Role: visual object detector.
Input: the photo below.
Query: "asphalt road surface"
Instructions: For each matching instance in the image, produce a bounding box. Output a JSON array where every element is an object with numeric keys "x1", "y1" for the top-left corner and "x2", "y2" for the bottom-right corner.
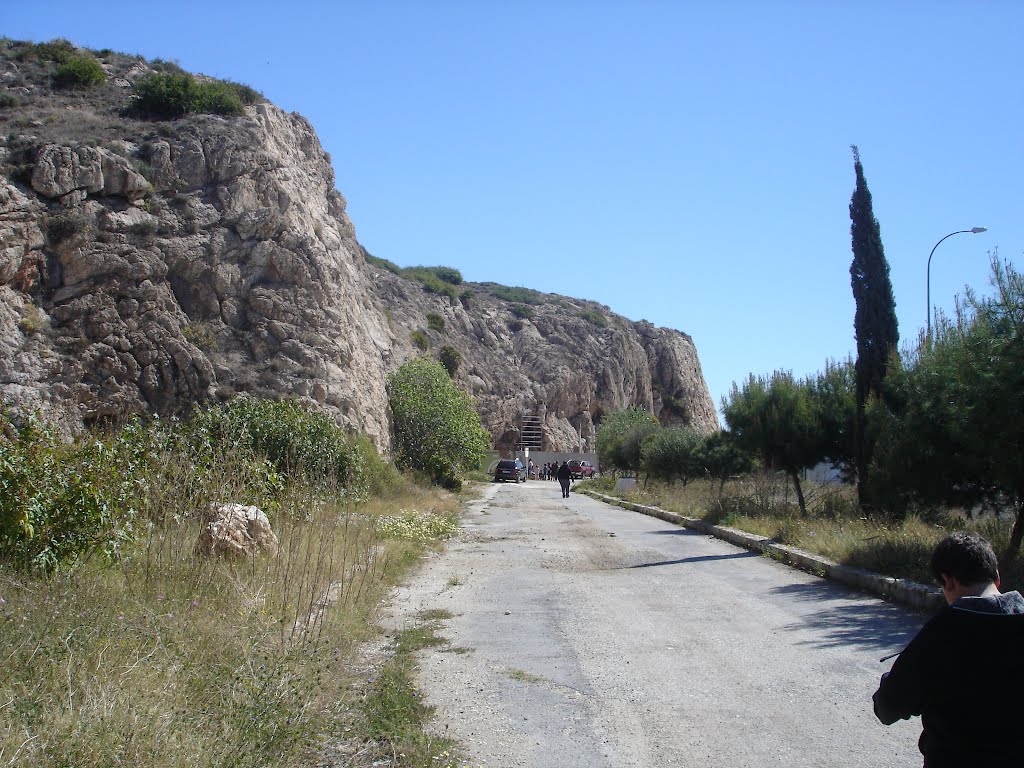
[{"x1": 386, "y1": 481, "x2": 926, "y2": 767}]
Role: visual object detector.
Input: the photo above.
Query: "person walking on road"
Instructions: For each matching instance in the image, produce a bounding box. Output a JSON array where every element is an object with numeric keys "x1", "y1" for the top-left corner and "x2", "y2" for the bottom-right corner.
[
  {"x1": 556, "y1": 461, "x2": 572, "y2": 498},
  {"x1": 873, "y1": 532, "x2": 1024, "y2": 768}
]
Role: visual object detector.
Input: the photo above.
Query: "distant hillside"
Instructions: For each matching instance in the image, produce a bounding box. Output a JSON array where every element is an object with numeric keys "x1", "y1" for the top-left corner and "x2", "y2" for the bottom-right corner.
[{"x1": 0, "y1": 38, "x2": 718, "y2": 452}]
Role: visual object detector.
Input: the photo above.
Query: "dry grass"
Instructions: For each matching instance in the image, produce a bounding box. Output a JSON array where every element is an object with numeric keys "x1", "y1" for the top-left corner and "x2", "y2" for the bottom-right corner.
[
  {"x1": 0, "y1": 478, "x2": 464, "y2": 768},
  {"x1": 586, "y1": 475, "x2": 1024, "y2": 590}
]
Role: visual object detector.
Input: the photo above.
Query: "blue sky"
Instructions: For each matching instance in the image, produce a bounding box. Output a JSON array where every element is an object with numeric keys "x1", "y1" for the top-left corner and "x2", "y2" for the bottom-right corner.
[{"x1": 6, "y1": 1, "x2": 1022, "y2": 418}]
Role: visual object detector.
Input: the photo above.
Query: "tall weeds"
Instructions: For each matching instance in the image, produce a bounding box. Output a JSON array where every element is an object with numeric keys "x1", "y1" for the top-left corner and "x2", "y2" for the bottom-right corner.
[{"x1": 0, "y1": 402, "x2": 463, "y2": 767}]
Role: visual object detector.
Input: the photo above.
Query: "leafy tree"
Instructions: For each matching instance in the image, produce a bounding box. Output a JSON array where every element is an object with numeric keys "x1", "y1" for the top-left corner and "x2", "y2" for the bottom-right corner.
[
  {"x1": 700, "y1": 430, "x2": 754, "y2": 494},
  {"x1": 723, "y1": 372, "x2": 821, "y2": 515},
  {"x1": 811, "y1": 358, "x2": 856, "y2": 472},
  {"x1": 869, "y1": 255, "x2": 1024, "y2": 561},
  {"x1": 641, "y1": 427, "x2": 705, "y2": 486},
  {"x1": 387, "y1": 357, "x2": 490, "y2": 489},
  {"x1": 595, "y1": 406, "x2": 658, "y2": 476},
  {"x1": 849, "y1": 146, "x2": 899, "y2": 510}
]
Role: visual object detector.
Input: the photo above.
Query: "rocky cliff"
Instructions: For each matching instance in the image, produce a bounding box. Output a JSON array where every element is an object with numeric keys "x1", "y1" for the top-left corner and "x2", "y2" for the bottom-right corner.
[{"x1": 0, "y1": 40, "x2": 718, "y2": 453}]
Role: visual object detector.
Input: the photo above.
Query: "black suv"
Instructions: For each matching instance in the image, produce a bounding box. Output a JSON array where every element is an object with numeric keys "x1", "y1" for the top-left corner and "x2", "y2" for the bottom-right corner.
[{"x1": 493, "y1": 459, "x2": 527, "y2": 483}]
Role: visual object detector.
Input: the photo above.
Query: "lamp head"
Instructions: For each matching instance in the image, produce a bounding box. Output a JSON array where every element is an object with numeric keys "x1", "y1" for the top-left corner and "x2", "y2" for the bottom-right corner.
[{"x1": 971, "y1": 227, "x2": 988, "y2": 234}]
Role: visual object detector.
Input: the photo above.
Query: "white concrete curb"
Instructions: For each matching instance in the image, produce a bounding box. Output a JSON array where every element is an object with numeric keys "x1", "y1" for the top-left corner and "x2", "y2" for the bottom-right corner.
[{"x1": 583, "y1": 490, "x2": 944, "y2": 613}]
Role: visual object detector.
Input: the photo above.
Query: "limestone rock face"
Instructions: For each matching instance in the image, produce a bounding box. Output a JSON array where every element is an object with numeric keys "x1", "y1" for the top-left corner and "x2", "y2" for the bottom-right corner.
[
  {"x1": 369, "y1": 273, "x2": 718, "y2": 452},
  {"x1": 0, "y1": 46, "x2": 718, "y2": 452}
]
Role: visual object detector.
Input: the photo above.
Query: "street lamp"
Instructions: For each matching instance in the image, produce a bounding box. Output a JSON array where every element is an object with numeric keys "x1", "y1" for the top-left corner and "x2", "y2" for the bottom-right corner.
[{"x1": 926, "y1": 227, "x2": 987, "y2": 337}]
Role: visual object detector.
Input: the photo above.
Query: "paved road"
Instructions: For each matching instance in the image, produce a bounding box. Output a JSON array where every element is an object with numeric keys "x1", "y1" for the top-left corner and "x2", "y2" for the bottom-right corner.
[{"x1": 387, "y1": 481, "x2": 925, "y2": 767}]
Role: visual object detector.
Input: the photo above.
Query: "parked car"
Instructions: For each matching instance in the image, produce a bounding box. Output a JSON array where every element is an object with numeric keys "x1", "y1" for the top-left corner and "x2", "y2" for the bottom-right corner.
[
  {"x1": 567, "y1": 460, "x2": 597, "y2": 479},
  {"x1": 494, "y1": 459, "x2": 527, "y2": 483}
]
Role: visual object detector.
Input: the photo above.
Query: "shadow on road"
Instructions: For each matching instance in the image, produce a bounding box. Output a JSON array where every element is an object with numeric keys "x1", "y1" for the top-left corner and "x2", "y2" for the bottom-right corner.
[
  {"x1": 770, "y1": 581, "x2": 924, "y2": 654},
  {"x1": 619, "y1": 551, "x2": 761, "y2": 569}
]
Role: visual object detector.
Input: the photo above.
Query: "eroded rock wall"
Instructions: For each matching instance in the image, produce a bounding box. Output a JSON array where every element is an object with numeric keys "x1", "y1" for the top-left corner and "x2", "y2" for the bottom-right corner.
[{"x1": 0, "y1": 46, "x2": 717, "y2": 453}]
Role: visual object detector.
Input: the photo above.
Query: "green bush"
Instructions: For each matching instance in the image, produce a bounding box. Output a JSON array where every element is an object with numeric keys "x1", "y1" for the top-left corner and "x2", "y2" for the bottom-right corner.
[
  {"x1": 0, "y1": 413, "x2": 147, "y2": 572},
  {"x1": 388, "y1": 358, "x2": 490, "y2": 488},
  {"x1": 133, "y1": 71, "x2": 195, "y2": 118},
  {"x1": 578, "y1": 309, "x2": 608, "y2": 328},
  {"x1": 0, "y1": 92, "x2": 20, "y2": 109},
  {"x1": 131, "y1": 71, "x2": 261, "y2": 119},
  {"x1": 510, "y1": 304, "x2": 534, "y2": 320},
  {"x1": 26, "y1": 39, "x2": 75, "y2": 64},
  {"x1": 485, "y1": 283, "x2": 544, "y2": 305},
  {"x1": 411, "y1": 330, "x2": 429, "y2": 351},
  {"x1": 401, "y1": 267, "x2": 461, "y2": 301},
  {"x1": 438, "y1": 346, "x2": 461, "y2": 377},
  {"x1": 53, "y1": 55, "x2": 106, "y2": 89},
  {"x1": 192, "y1": 80, "x2": 245, "y2": 116},
  {"x1": 362, "y1": 248, "x2": 401, "y2": 274},
  {"x1": 426, "y1": 313, "x2": 445, "y2": 332},
  {"x1": 187, "y1": 396, "x2": 364, "y2": 492}
]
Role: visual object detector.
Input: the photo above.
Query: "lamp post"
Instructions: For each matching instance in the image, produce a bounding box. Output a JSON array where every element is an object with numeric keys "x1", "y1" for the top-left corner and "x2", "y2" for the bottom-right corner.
[{"x1": 926, "y1": 227, "x2": 987, "y2": 337}]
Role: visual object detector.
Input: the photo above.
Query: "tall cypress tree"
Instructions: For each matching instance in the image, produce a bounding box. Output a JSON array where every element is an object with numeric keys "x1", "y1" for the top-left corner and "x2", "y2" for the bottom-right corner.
[{"x1": 849, "y1": 145, "x2": 899, "y2": 510}]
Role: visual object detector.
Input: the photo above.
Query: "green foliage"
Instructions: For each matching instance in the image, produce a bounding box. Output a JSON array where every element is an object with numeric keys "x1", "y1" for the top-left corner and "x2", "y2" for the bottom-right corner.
[
  {"x1": 422, "y1": 266, "x2": 462, "y2": 285},
  {"x1": 0, "y1": 398, "x2": 374, "y2": 571},
  {"x1": 362, "y1": 621, "x2": 461, "y2": 764},
  {"x1": 411, "y1": 330, "x2": 429, "y2": 351},
  {"x1": 641, "y1": 427, "x2": 705, "y2": 486},
  {"x1": 578, "y1": 309, "x2": 608, "y2": 328},
  {"x1": 810, "y1": 358, "x2": 856, "y2": 469},
  {"x1": 25, "y1": 39, "x2": 76, "y2": 64},
  {"x1": 401, "y1": 267, "x2": 463, "y2": 301},
  {"x1": 131, "y1": 71, "x2": 261, "y2": 118},
  {"x1": 484, "y1": 283, "x2": 544, "y2": 305},
  {"x1": 510, "y1": 303, "x2": 534, "y2": 320},
  {"x1": 595, "y1": 406, "x2": 659, "y2": 476},
  {"x1": 700, "y1": 430, "x2": 754, "y2": 489},
  {"x1": 0, "y1": 414, "x2": 142, "y2": 572},
  {"x1": 868, "y1": 254, "x2": 1024, "y2": 554},
  {"x1": 0, "y1": 92, "x2": 18, "y2": 108},
  {"x1": 426, "y1": 312, "x2": 445, "y2": 332},
  {"x1": 849, "y1": 146, "x2": 899, "y2": 508},
  {"x1": 723, "y1": 371, "x2": 824, "y2": 515},
  {"x1": 187, "y1": 396, "x2": 364, "y2": 492},
  {"x1": 52, "y1": 55, "x2": 106, "y2": 89},
  {"x1": 132, "y1": 71, "x2": 195, "y2": 118},
  {"x1": 363, "y1": 247, "x2": 402, "y2": 274},
  {"x1": 387, "y1": 357, "x2": 491, "y2": 489},
  {"x1": 438, "y1": 346, "x2": 461, "y2": 378}
]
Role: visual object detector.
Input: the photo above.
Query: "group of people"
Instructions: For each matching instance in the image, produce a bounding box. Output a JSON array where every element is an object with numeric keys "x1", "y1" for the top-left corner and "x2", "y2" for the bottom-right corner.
[{"x1": 526, "y1": 460, "x2": 574, "y2": 498}]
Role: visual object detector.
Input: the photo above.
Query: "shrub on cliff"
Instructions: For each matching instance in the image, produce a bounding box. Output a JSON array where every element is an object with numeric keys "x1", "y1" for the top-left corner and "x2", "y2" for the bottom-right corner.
[
  {"x1": 53, "y1": 55, "x2": 106, "y2": 89},
  {"x1": 131, "y1": 71, "x2": 262, "y2": 118},
  {"x1": 401, "y1": 266, "x2": 462, "y2": 300},
  {"x1": 387, "y1": 357, "x2": 490, "y2": 489}
]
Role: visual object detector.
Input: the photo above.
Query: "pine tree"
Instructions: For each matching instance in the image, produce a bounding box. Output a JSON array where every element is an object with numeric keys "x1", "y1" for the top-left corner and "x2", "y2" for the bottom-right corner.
[{"x1": 849, "y1": 145, "x2": 899, "y2": 510}]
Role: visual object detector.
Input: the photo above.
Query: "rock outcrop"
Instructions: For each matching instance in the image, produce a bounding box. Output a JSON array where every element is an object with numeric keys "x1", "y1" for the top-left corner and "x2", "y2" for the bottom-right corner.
[{"x1": 0, "y1": 41, "x2": 718, "y2": 453}]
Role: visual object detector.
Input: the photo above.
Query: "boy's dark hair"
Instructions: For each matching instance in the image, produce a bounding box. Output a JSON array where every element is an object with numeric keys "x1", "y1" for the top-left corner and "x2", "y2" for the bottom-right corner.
[{"x1": 930, "y1": 532, "x2": 999, "y2": 585}]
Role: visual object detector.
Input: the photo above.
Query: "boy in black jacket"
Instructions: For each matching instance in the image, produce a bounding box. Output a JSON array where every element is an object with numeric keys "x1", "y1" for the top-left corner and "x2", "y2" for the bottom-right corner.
[{"x1": 873, "y1": 532, "x2": 1024, "y2": 767}]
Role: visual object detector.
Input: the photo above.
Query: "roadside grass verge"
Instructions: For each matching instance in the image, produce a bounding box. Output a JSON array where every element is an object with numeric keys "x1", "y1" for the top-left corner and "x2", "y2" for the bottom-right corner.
[
  {"x1": 0, "y1": 404, "x2": 474, "y2": 768},
  {"x1": 582, "y1": 476, "x2": 1024, "y2": 589},
  {"x1": 362, "y1": 610, "x2": 464, "y2": 766}
]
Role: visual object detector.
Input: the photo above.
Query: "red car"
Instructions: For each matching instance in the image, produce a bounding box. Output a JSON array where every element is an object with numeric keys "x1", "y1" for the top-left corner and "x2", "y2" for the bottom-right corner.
[{"x1": 568, "y1": 460, "x2": 596, "y2": 479}]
